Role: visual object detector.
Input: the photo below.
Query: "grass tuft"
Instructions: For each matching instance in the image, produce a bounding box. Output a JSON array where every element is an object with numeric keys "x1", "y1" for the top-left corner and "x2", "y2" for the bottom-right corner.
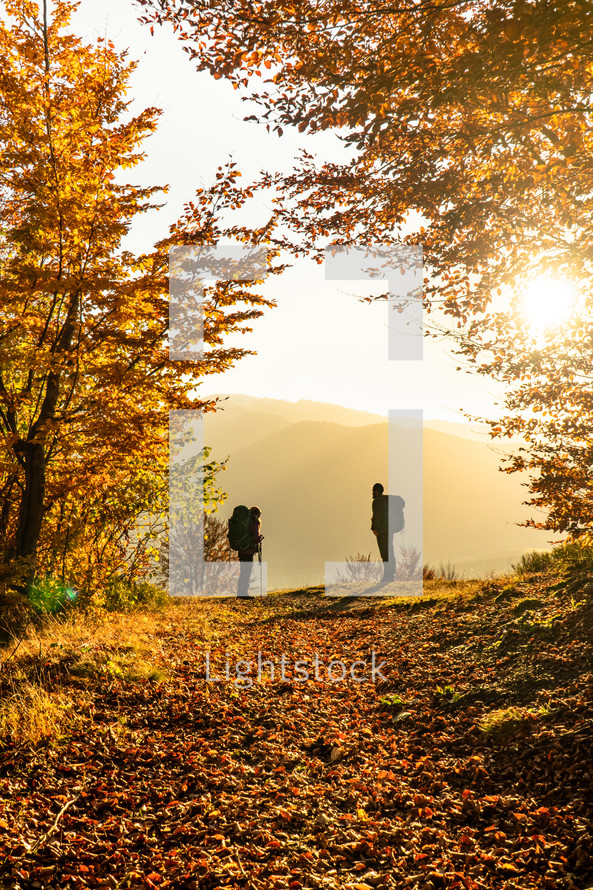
[
  {"x1": 478, "y1": 705, "x2": 545, "y2": 741},
  {"x1": 0, "y1": 683, "x2": 73, "y2": 747},
  {"x1": 105, "y1": 655, "x2": 165, "y2": 683}
]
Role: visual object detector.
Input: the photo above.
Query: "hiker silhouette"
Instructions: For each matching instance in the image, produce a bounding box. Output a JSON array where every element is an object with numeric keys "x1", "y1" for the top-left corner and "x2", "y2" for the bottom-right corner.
[
  {"x1": 371, "y1": 482, "x2": 405, "y2": 583},
  {"x1": 234, "y1": 505, "x2": 263, "y2": 598}
]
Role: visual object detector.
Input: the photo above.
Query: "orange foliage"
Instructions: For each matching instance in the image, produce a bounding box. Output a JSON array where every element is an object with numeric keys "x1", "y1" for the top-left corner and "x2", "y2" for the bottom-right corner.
[
  {"x1": 139, "y1": 0, "x2": 593, "y2": 533},
  {"x1": 0, "y1": 0, "x2": 284, "y2": 594}
]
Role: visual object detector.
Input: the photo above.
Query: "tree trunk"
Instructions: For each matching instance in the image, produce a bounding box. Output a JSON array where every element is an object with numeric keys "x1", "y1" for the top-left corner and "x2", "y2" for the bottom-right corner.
[
  {"x1": 13, "y1": 439, "x2": 46, "y2": 588},
  {"x1": 9, "y1": 292, "x2": 79, "y2": 592}
]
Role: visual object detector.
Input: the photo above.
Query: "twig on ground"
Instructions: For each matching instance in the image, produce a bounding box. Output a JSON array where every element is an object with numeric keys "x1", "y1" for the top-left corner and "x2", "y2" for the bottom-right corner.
[
  {"x1": 29, "y1": 793, "x2": 81, "y2": 854},
  {"x1": 235, "y1": 848, "x2": 248, "y2": 878}
]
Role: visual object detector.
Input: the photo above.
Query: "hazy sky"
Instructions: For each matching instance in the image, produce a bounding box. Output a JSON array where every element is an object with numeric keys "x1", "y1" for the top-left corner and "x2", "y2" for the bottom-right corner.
[{"x1": 69, "y1": 0, "x2": 506, "y2": 422}]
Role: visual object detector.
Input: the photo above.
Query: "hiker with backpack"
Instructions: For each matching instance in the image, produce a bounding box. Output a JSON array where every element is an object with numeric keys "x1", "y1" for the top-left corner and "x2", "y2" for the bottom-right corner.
[
  {"x1": 371, "y1": 482, "x2": 405, "y2": 584},
  {"x1": 228, "y1": 505, "x2": 263, "y2": 598}
]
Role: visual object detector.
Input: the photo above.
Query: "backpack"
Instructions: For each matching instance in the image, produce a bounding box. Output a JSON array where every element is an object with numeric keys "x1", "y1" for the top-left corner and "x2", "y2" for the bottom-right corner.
[
  {"x1": 389, "y1": 495, "x2": 405, "y2": 534},
  {"x1": 375, "y1": 494, "x2": 405, "y2": 534},
  {"x1": 228, "y1": 505, "x2": 254, "y2": 551}
]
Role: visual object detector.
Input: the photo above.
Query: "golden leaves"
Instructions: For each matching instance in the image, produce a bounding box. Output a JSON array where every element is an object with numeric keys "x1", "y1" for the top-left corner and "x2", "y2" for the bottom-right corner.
[{"x1": 0, "y1": 1, "x2": 286, "y2": 588}]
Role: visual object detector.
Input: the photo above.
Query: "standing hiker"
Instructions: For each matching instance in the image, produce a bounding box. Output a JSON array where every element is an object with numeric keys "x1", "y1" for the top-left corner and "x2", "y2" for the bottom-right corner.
[
  {"x1": 228, "y1": 505, "x2": 263, "y2": 598},
  {"x1": 371, "y1": 482, "x2": 405, "y2": 583}
]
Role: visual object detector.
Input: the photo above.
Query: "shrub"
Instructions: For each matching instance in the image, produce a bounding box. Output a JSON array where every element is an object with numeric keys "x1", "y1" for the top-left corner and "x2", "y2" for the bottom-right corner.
[
  {"x1": 101, "y1": 577, "x2": 168, "y2": 612},
  {"x1": 512, "y1": 550, "x2": 554, "y2": 576},
  {"x1": 336, "y1": 553, "x2": 382, "y2": 583},
  {"x1": 379, "y1": 693, "x2": 407, "y2": 711},
  {"x1": 396, "y1": 545, "x2": 422, "y2": 581},
  {"x1": 423, "y1": 562, "x2": 458, "y2": 581},
  {"x1": 28, "y1": 576, "x2": 79, "y2": 616},
  {"x1": 552, "y1": 538, "x2": 593, "y2": 577},
  {"x1": 337, "y1": 547, "x2": 426, "y2": 583},
  {"x1": 513, "y1": 539, "x2": 593, "y2": 580},
  {"x1": 435, "y1": 684, "x2": 461, "y2": 704},
  {"x1": 437, "y1": 561, "x2": 458, "y2": 581}
]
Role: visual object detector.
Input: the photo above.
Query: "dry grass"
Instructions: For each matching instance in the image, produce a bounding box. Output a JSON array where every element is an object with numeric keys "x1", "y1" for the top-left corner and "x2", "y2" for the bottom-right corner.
[
  {"x1": 105, "y1": 654, "x2": 165, "y2": 683},
  {"x1": 13, "y1": 600, "x2": 209, "y2": 662},
  {"x1": 0, "y1": 600, "x2": 214, "y2": 747},
  {"x1": 0, "y1": 682, "x2": 82, "y2": 747}
]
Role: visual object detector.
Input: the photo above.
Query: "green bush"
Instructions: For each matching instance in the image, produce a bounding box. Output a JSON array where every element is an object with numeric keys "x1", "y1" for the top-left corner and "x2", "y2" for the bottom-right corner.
[
  {"x1": 435, "y1": 684, "x2": 461, "y2": 704},
  {"x1": 379, "y1": 693, "x2": 406, "y2": 711},
  {"x1": 28, "y1": 577, "x2": 78, "y2": 616},
  {"x1": 513, "y1": 539, "x2": 593, "y2": 579},
  {"x1": 512, "y1": 550, "x2": 554, "y2": 576},
  {"x1": 101, "y1": 577, "x2": 169, "y2": 612},
  {"x1": 25, "y1": 575, "x2": 168, "y2": 617},
  {"x1": 552, "y1": 539, "x2": 593, "y2": 577}
]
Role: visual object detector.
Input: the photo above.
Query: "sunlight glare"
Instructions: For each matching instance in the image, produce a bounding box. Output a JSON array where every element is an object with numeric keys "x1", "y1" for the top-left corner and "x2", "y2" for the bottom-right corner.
[{"x1": 522, "y1": 276, "x2": 579, "y2": 333}]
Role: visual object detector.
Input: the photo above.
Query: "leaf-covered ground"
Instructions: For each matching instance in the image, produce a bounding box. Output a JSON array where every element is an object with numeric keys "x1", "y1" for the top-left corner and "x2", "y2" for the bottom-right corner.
[{"x1": 1, "y1": 576, "x2": 592, "y2": 890}]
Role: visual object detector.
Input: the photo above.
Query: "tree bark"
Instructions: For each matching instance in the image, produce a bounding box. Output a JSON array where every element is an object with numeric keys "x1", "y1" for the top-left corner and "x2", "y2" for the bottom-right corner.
[
  {"x1": 13, "y1": 440, "x2": 46, "y2": 585},
  {"x1": 10, "y1": 292, "x2": 79, "y2": 590}
]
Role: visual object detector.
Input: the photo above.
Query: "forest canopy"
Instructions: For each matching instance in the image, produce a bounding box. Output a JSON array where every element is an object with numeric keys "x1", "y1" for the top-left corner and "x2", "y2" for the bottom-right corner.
[{"x1": 139, "y1": 0, "x2": 593, "y2": 535}]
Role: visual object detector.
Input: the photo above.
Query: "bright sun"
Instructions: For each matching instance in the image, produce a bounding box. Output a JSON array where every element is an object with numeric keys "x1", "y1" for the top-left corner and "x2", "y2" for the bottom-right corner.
[{"x1": 521, "y1": 275, "x2": 579, "y2": 334}]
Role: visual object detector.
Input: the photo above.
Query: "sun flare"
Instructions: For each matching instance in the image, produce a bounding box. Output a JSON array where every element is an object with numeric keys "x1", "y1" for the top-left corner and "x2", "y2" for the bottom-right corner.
[{"x1": 521, "y1": 276, "x2": 579, "y2": 333}]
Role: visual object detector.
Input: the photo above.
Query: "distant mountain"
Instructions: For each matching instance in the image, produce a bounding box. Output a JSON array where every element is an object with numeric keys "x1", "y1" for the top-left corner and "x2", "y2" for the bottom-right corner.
[
  {"x1": 208, "y1": 394, "x2": 492, "y2": 438},
  {"x1": 197, "y1": 394, "x2": 554, "y2": 588},
  {"x1": 208, "y1": 394, "x2": 385, "y2": 432}
]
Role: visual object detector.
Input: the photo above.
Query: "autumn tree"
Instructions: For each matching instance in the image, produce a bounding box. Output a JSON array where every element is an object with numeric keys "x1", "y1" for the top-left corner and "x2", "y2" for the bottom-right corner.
[
  {"x1": 0, "y1": 0, "x2": 283, "y2": 617},
  {"x1": 139, "y1": 0, "x2": 593, "y2": 534}
]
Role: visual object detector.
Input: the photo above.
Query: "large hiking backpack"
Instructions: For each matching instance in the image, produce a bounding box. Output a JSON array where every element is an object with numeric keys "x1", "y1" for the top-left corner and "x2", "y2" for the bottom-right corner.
[
  {"x1": 390, "y1": 495, "x2": 405, "y2": 534},
  {"x1": 376, "y1": 494, "x2": 405, "y2": 534},
  {"x1": 228, "y1": 505, "x2": 254, "y2": 551}
]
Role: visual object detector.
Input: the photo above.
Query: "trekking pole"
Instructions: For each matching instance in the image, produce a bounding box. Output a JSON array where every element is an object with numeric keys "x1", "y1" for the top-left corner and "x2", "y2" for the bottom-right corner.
[{"x1": 258, "y1": 543, "x2": 263, "y2": 597}]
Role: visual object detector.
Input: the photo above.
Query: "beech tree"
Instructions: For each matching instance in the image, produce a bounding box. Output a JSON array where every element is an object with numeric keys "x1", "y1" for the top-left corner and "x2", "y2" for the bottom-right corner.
[
  {"x1": 139, "y1": 0, "x2": 593, "y2": 534},
  {"x1": 0, "y1": 0, "x2": 283, "y2": 609}
]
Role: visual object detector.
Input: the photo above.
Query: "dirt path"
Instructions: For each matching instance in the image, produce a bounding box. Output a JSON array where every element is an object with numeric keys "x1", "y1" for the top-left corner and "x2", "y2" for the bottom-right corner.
[{"x1": 0, "y1": 582, "x2": 592, "y2": 889}]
